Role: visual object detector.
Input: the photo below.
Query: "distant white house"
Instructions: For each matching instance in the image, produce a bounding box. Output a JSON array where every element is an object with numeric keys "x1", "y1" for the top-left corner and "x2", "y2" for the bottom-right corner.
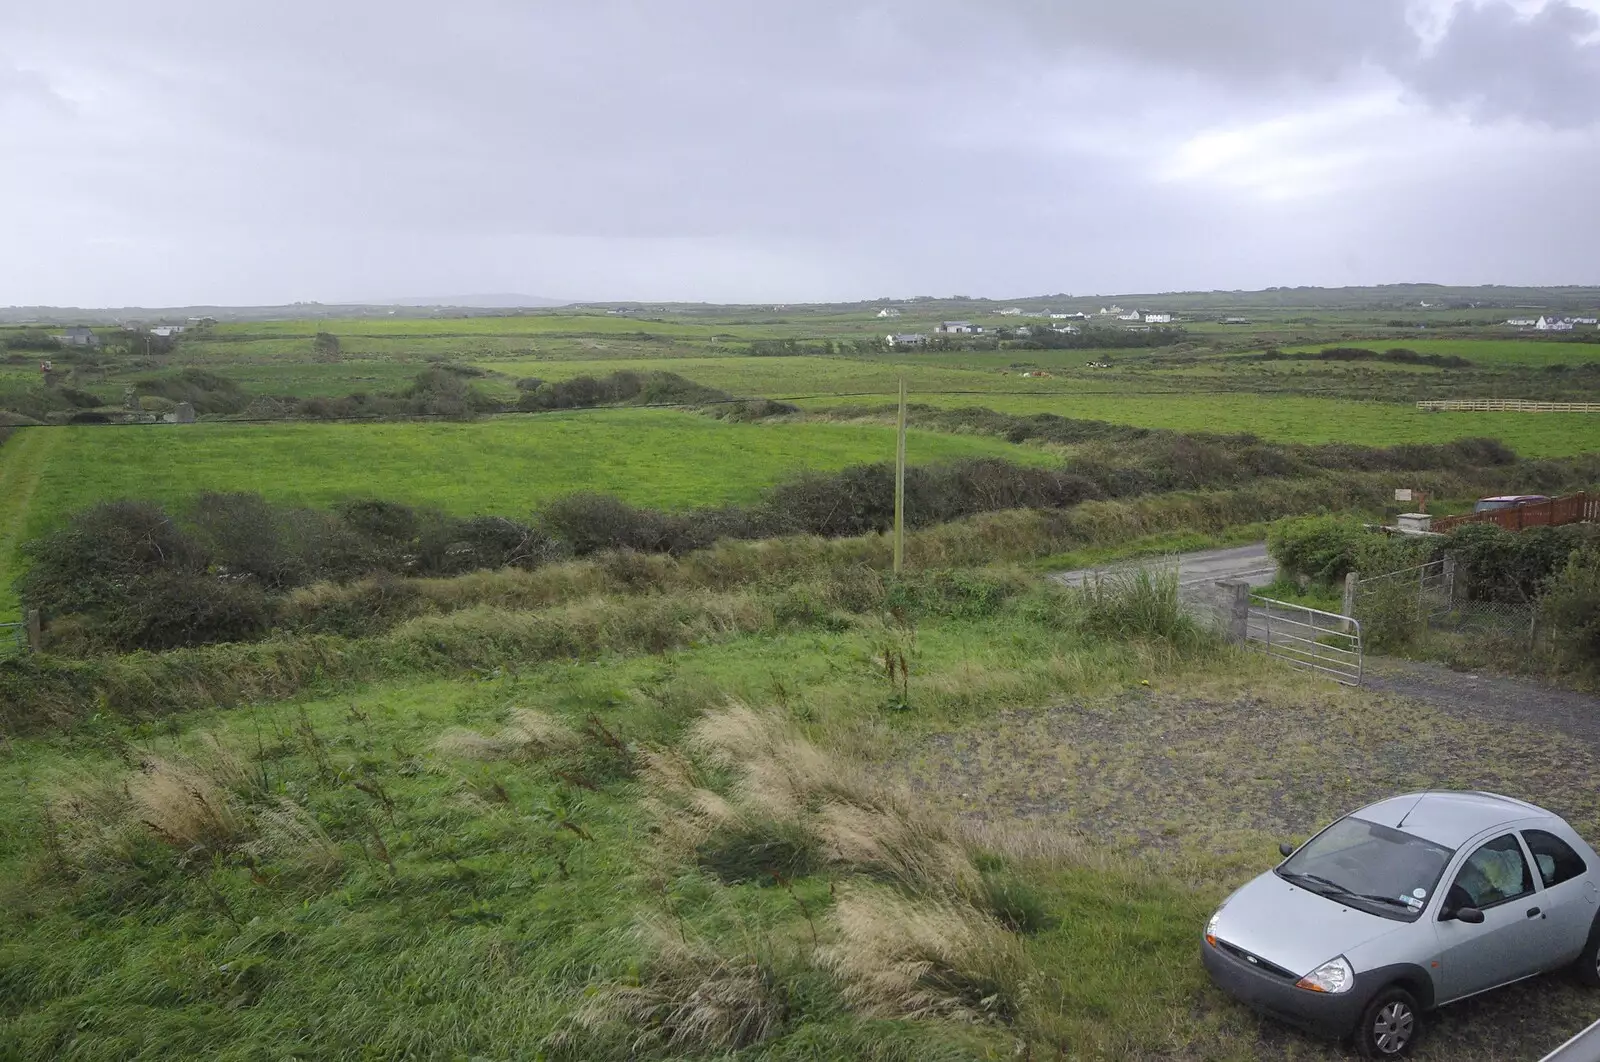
[
  {"x1": 996, "y1": 307, "x2": 1023, "y2": 317},
  {"x1": 936, "y1": 321, "x2": 983, "y2": 334},
  {"x1": 1013, "y1": 326, "x2": 1033, "y2": 337},
  {"x1": 1052, "y1": 325, "x2": 1081, "y2": 335},
  {"x1": 150, "y1": 325, "x2": 186, "y2": 338},
  {"x1": 1536, "y1": 316, "x2": 1578, "y2": 332},
  {"x1": 1100, "y1": 305, "x2": 1125, "y2": 316},
  {"x1": 1117, "y1": 312, "x2": 1140, "y2": 322},
  {"x1": 1505, "y1": 319, "x2": 1538, "y2": 327},
  {"x1": 1572, "y1": 317, "x2": 1599, "y2": 325},
  {"x1": 1144, "y1": 313, "x2": 1173, "y2": 324},
  {"x1": 876, "y1": 308, "x2": 902, "y2": 319},
  {"x1": 887, "y1": 333, "x2": 927, "y2": 347}
]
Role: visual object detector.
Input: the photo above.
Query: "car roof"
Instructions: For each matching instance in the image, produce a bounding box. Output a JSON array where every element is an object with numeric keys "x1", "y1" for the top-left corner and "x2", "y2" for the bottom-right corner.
[
  {"x1": 1353, "y1": 791, "x2": 1554, "y2": 849},
  {"x1": 1479, "y1": 495, "x2": 1547, "y2": 502}
]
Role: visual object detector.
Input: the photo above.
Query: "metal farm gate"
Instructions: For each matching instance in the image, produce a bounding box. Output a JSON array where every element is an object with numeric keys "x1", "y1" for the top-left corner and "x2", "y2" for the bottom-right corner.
[{"x1": 1245, "y1": 594, "x2": 1364, "y2": 686}]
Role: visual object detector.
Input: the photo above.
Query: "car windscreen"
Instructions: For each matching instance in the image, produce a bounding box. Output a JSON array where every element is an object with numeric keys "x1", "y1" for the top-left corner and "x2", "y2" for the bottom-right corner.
[{"x1": 1276, "y1": 816, "x2": 1454, "y2": 921}]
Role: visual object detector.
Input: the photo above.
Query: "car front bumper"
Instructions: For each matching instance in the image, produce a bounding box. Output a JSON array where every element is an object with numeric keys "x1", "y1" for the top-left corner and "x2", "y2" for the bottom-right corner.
[{"x1": 1201, "y1": 940, "x2": 1367, "y2": 1041}]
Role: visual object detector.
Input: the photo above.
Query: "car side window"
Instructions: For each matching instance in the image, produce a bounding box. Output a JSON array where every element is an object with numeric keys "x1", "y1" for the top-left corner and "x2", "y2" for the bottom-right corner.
[
  {"x1": 1447, "y1": 834, "x2": 1534, "y2": 911},
  {"x1": 1523, "y1": 830, "x2": 1586, "y2": 889}
]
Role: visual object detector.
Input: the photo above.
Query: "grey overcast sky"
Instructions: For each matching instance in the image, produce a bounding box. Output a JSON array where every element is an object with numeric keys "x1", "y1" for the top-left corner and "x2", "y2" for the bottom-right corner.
[{"x1": 3, "y1": 0, "x2": 1599, "y2": 306}]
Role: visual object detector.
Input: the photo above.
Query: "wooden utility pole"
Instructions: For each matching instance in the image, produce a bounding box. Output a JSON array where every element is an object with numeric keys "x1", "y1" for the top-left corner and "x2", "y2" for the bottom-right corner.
[{"x1": 894, "y1": 376, "x2": 907, "y2": 573}]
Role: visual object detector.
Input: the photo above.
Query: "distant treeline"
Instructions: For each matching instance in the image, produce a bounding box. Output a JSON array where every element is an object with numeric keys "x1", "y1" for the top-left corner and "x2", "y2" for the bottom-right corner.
[{"x1": 1247, "y1": 347, "x2": 1474, "y2": 369}]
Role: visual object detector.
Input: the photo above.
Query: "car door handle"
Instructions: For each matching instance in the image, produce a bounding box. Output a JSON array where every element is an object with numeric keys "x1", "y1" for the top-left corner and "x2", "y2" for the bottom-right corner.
[{"x1": 1527, "y1": 907, "x2": 1542, "y2": 918}]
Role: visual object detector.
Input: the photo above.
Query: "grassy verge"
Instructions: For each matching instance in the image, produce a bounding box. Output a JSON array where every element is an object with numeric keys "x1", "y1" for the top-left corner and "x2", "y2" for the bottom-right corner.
[{"x1": 2, "y1": 566, "x2": 1595, "y2": 1060}]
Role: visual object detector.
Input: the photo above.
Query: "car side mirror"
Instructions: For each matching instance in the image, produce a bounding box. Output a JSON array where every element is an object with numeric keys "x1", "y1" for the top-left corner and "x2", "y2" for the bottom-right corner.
[
  {"x1": 1446, "y1": 906, "x2": 1485, "y2": 925},
  {"x1": 1279, "y1": 842, "x2": 1295, "y2": 858}
]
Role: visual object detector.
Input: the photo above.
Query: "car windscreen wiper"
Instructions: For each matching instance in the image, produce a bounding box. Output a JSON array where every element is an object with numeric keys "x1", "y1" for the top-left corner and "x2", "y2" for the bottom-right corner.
[
  {"x1": 1344, "y1": 893, "x2": 1416, "y2": 910},
  {"x1": 1282, "y1": 872, "x2": 1418, "y2": 911},
  {"x1": 1280, "y1": 871, "x2": 1349, "y2": 895}
]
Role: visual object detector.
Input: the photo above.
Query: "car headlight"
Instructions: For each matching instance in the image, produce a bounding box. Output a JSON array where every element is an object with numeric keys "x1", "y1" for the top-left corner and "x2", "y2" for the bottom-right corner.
[
  {"x1": 1295, "y1": 956, "x2": 1354, "y2": 994},
  {"x1": 1205, "y1": 908, "x2": 1223, "y2": 948}
]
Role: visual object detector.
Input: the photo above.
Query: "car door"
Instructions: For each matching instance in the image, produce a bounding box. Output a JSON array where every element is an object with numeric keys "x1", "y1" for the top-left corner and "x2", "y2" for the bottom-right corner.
[
  {"x1": 1520, "y1": 828, "x2": 1597, "y2": 969},
  {"x1": 1434, "y1": 833, "x2": 1546, "y2": 1002}
]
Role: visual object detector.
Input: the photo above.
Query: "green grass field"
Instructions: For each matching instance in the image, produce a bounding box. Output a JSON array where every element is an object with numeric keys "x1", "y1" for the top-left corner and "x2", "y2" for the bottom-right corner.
[
  {"x1": 825, "y1": 391, "x2": 1598, "y2": 457},
  {"x1": 0, "y1": 411, "x2": 1053, "y2": 620},
  {"x1": 1284, "y1": 338, "x2": 1600, "y2": 367}
]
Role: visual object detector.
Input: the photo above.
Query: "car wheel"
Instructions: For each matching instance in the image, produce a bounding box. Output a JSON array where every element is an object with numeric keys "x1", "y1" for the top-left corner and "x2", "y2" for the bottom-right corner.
[
  {"x1": 1576, "y1": 916, "x2": 1600, "y2": 988},
  {"x1": 1353, "y1": 986, "x2": 1420, "y2": 1059}
]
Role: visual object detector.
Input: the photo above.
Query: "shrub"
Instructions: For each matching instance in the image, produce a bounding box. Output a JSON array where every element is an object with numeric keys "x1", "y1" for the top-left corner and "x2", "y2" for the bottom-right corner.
[
  {"x1": 1541, "y1": 549, "x2": 1600, "y2": 678},
  {"x1": 134, "y1": 368, "x2": 249, "y2": 414},
  {"x1": 19, "y1": 500, "x2": 208, "y2": 617},
  {"x1": 1445, "y1": 523, "x2": 1600, "y2": 604},
  {"x1": 1267, "y1": 516, "x2": 1366, "y2": 583}
]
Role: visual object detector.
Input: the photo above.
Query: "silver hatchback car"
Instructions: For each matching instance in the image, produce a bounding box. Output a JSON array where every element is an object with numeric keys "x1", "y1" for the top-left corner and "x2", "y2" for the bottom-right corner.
[{"x1": 1202, "y1": 792, "x2": 1600, "y2": 1058}]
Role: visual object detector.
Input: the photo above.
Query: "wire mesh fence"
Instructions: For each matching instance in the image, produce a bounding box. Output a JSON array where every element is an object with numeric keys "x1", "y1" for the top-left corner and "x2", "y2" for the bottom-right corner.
[{"x1": 1354, "y1": 557, "x2": 1541, "y2": 649}]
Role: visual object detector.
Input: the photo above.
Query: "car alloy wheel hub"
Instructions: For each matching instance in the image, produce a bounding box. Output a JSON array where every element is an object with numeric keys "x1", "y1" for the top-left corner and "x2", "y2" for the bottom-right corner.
[{"x1": 1373, "y1": 1002, "x2": 1414, "y2": 1054}]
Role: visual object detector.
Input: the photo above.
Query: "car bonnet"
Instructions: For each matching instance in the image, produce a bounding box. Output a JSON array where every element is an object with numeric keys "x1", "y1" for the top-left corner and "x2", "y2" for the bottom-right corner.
[{"x1": 1213, "y1": 871, "x2": 1411, "y2": 977}]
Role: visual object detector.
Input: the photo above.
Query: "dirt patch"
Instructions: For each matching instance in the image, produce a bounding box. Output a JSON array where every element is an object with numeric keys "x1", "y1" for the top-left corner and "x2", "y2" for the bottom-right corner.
[
  {"x1": 1366, "y1": 656, "x2": 1600, "y2": 751},
  {"x1": 900, "y1": 684, "x2": 1600, "y2": 1061},
  {"x1": 901, "y1": 686, "x2": 1600, "y2": 856}
]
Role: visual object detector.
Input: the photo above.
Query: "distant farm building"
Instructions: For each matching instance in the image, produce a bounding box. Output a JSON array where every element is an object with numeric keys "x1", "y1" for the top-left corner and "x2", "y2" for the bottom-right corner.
[
  {"x1": 1117, "y1": 312, "x2": 1140, "y2": 322},
  {"x1": 1144, "y1": 313, "x2": 1173, "y2": 324},
  {"x1": 887, "y1": 333, "x2": 928, "y2": 347},
  {"x1": 1505, "y1": 318, "x2": 1538, "y2": 327},
  {"x1": 996, "y1": 307, "x2": 1023, "y2": 316},
  {"x1": 53, "y1": 326, "x2": 100, "y2": 347},
  {"x1": 1052, "y1": 325, "x2": 1081, "y2": 335},
  {"x1": 936, "y1": 321, "x2": 983, "y2": 334},
  {"x1": 876, "y1": 307, "x2": 902, "y2": 318},
  {"x1": 149, "y1": 325, "x2": 186, "y2": 338}
]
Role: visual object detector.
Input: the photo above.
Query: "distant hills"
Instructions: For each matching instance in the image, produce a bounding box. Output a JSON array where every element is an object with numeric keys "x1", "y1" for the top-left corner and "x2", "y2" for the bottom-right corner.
[{"x1": 380, "y1": 294, "x2": 570, "y2": 309}]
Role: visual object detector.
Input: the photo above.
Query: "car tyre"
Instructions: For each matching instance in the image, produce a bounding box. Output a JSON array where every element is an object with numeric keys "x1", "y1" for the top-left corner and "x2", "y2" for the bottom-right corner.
[
  {"x1": 1353, "y1": 985, "x2": 1420, "y2": 1059},
  {"x1": 1576, "y1": 916, "x2": 1600, "y2": 988}
]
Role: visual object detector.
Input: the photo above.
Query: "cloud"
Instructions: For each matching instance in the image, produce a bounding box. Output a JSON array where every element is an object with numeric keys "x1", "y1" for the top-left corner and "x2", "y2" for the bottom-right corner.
[
  {"x1": 0, "y1": 0, "x2": 1597, "y2": 304},
  {"x1": 1404, "y1": 0, "x2": 1600, "y2": 126}
]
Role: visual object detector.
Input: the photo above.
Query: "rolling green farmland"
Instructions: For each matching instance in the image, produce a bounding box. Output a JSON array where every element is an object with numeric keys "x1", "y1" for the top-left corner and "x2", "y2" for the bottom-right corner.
[
  {"x1": 1283, "y1": 338, "x2": 1600, "y2": 367},
  {"x1": 0, "y1": 411, "x2": 1055, "y2": 619},
  {"x1": 807, "y1": 391, "x2": 1600, "y2": 456}
]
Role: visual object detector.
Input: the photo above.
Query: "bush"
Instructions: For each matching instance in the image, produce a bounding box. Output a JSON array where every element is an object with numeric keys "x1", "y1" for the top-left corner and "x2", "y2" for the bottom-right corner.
[
  {"x1": 1541, "y1": 549, "x2": 1600, "y2": 678},
  {"x1": 1444, "y1": 523, "x2": 1600, "y2": 604},
  {"x1": 1267, "y1": 516, "x2": 1366, "y2": 583},
  {"x1": 134, "y1": 369, "x2": 249, "y2": 414}
]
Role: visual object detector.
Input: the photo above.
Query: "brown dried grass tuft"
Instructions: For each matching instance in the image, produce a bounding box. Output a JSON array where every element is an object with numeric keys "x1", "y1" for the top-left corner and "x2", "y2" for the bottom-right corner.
[
  {"x1": 433, "y1": 708, "x2": 580, "y2": 762},
  {"x1": 675, "y1": 702, "x2": 980, "y2": 895},
  {"x1": 249, "y1": 797, "x2": 343, "y2": 874},
  {"x1": 556, "y1": 916, "x2": 789, "y2": 1052},
  {"x1": 821, "y1": 885, "x2": 1035, "y2": 1023}
]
